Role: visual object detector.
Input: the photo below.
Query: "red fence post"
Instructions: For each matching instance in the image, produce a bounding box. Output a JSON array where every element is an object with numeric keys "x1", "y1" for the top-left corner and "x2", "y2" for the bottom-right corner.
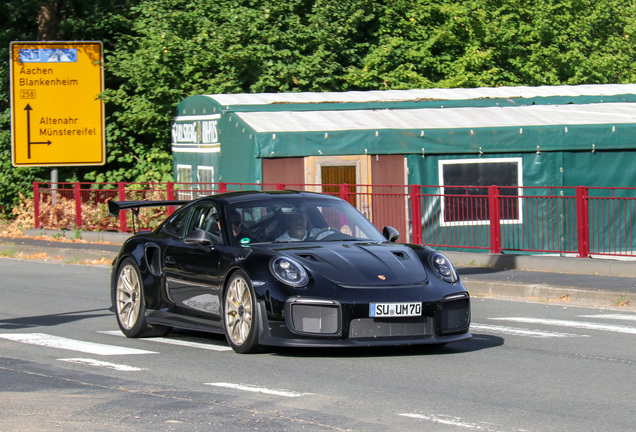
[
  {"x1": 118, "y1": 182, "x2": 127, "y2": 233},
  {"x1": 218, "y1": 182, "x2": 227, "y2": 194},
  {"x1": 410, "y1": 185, "x2": 422, "y2": 244},
  {"x1": 489, "y1": 185, "x2": 502, "y2": 253},
  {"x1": 166, "y1": 182, "x2": 175, "y2": 216},
  {"x1": 339, "y1": 184, "x2": 349, "y2": 203},
  {"x1": 276, "y1": 183, "x2": 285, "y2": 191},
  {"x1": 33, "y1": 182, "x2": 41, "y2": 229},
  {"x1": 576, "y1": 186, "x2": 590, "y2": 258},
  {"x1": 74, "y1": 182, "x2": 82, "y2": 229},
  {"x1": 167, "y1": 182, "x2": 174, "y2": 201}
]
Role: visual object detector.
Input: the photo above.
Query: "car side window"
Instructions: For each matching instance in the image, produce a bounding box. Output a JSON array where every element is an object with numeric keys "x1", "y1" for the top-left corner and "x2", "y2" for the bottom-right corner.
[
  {"x1": 185, "y1": 203, "x2": 221, "y2": 243},
  {"x1": 163, "y1": 208, "x2": 190, "y2": 237}
]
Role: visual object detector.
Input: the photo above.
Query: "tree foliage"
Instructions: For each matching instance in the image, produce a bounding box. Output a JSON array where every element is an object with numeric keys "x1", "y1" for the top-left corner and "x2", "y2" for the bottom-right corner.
[
  {"x1": 345, "y1": 0, "x2": 636, "y2": 88},
  {"x1": 2, "y1": 0, "x2": 636, "y2": 214}
]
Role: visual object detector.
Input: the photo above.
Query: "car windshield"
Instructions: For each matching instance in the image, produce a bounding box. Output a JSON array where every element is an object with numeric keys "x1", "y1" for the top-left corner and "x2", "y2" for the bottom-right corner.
[{"x1": 225, "y1": 195, "x2": 386, "y2": 245}]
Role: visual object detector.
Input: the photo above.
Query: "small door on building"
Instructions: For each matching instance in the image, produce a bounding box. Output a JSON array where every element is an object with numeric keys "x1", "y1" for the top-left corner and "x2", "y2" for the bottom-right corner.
[
  {"x1": 304, "y1": 154, "x2": 371, "y2": 222},
  {"x1": 321, "y1": 165, "x2": 357, "y2": 207}
]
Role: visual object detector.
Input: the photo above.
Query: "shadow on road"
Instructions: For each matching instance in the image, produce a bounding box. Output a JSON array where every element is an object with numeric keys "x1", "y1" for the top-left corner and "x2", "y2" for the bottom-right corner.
[
  {"x1": 456, "y1": 266, "x2": 514, "y2": 276},
  {"x1": 271, "y1": 334, "x2": 504, "y2": 358},
  {"x1": 144, "y1": 328, "x2": 505, "y2": 358},
  {"x1": 0, "y1": 308, "x2": 111, "y2": 330}
]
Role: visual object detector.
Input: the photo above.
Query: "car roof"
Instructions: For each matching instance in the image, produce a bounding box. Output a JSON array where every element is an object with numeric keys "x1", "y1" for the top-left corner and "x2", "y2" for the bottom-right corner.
[{"x1": 195, "y1": 190, "x2": 341, "y2": 205}]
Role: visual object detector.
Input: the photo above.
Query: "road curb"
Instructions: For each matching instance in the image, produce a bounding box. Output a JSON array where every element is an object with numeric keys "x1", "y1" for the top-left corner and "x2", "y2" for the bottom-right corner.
[
  {"x1": 465, "y1": 278, "x2": 634, "y2": 310},
  {"x1": 23, "y1": 228, "x2": 131, "y2": 244},
  {"x1": 0, "y1": 244, "x2": 116, "y2": 265},
  {"x1": 445, "y1": 251, "x2": 636, "y2": 278}
]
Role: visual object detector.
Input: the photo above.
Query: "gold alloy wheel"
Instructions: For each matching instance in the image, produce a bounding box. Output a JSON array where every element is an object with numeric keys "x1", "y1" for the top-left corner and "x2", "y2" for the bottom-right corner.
[
  {"x1": 224, "y1": 275, "x2": 253, "y2": 346},
  {"x1": 117, "y1": 264, "x2": 142, "y2": 331}
]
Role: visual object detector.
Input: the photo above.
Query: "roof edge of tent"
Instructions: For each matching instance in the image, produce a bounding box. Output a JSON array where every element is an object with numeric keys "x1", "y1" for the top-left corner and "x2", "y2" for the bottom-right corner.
[
  {"x1": 174, "y1": 84, "x2": 636, "y2": 115},
  {"x1": 233, "y1": 102, "x2": 636, "y2": 134},
  {"x1": 209, "y1": 84, "x2": 636, "y2": 106}
]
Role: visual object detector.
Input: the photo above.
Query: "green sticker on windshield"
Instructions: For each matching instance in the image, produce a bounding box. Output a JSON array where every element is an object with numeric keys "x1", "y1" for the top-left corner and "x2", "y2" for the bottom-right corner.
[{"x1": 240, "y1": 237, "x2": 250, "y2": 244}]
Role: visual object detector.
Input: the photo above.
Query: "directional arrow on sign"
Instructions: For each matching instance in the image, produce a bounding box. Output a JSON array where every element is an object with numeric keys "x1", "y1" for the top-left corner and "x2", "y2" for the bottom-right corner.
[{"x1": 24, "y1": 104, "x2": 52, "y2": 158}]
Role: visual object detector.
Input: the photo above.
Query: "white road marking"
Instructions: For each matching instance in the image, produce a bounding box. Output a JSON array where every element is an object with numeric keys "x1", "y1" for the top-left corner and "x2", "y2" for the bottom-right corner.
[
  {"x1": 575, "y1": 353, "x2": 634, "y2": 365},
  {"x1": 0, "y1": 333, "x2": 156, "y2": 355},
  {"x1": 399, "y1": 413, "x2": 528, "y2": 432},
  {"x1": 490, "y1": 317, "x2": 636, "y2": 335},
  {"x1": 205, "y1": 382, "x2": 314, "y2": 398},
  {"x1": 59, "y1": 358, "x2": 147, "y2": 371},
  {"x1": 100, "y1": 330, "x2": 232, "y2": 352},
  {"x1": 578, "y1": 314, "x2": 636, "y2": 321},
  {"x1": 471, "y1": 323, "x2": 587, "y2": 338}
]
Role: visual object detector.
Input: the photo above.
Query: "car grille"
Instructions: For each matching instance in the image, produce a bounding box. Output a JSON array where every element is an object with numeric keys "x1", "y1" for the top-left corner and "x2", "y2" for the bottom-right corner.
[
  {"x1": 349, "y1": 317, "x2": 433, "y2": 339},
  {"x1": 440, "y1": 297, "x2": 470, "y2": 333},
  {"x1": 290, "y1": 303, "x2": 339, "y2": 335}
]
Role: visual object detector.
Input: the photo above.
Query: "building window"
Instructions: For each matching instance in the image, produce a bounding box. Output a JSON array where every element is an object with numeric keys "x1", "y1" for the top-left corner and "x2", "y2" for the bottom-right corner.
[
  {"x1": 176, "y1": 165, "x2": 193, "y2": 200},
  {"x1": 197, "y1": 166, "x2": 215, "y2": 197},
  {"x1": 439, "y1": 158, "x2": 522, "y2": 226}
]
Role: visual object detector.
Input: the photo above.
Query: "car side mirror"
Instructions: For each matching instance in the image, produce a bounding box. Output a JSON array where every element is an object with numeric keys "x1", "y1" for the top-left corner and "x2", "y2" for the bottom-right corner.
[
  {"x1": 184, "y1": 229, "x2": 215, "y2": 250},
  {"x1": 383, "y1": 226, "x2": 400, "y2": 242}
]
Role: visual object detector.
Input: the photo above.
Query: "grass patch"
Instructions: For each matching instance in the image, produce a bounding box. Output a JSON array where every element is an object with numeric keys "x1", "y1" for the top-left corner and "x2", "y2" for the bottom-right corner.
[
  {"x1": 0, "y1": 248, "x2": 17, "y2": 258},
  {"x1": 613, "y1": 295, "x2": 630, "y2": 307}
]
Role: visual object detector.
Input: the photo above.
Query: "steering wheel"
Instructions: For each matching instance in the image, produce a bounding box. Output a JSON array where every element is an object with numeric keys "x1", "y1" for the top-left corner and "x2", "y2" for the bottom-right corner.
[{"x1": 311, "y1": 227, "x2": 338, "y2": 240}]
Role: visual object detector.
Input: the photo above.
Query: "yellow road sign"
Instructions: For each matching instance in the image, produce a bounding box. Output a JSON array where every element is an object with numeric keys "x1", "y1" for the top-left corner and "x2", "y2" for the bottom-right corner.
[{"x1": 10, "y1": 41, "x2": 105, "y2": 167}]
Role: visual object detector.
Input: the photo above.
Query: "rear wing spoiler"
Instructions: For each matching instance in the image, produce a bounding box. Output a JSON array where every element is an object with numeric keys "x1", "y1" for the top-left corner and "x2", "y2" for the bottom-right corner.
[{"x1": 108, "y1": 200, "x2": 190, "y2": 233}]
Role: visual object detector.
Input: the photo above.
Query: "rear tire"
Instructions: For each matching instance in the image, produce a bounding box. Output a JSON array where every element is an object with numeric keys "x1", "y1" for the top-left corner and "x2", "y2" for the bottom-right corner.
[
  {"x1": 224, "y1": 270, "x2": 261, "y2": 353},
  {"x1": 115, "y1": 258, "x2": 170, "y2": 338}
]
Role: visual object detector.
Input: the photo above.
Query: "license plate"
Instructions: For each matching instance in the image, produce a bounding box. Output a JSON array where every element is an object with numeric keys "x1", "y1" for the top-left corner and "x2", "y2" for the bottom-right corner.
[{"x1": 369, "y1": 302, "x2": 422, "y2": 317}]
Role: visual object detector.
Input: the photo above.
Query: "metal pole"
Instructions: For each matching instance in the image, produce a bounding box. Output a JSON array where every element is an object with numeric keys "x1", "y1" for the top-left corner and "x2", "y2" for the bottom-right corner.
[{"x1": 51, "y1": 167, "x2": 58, "y2": 205}]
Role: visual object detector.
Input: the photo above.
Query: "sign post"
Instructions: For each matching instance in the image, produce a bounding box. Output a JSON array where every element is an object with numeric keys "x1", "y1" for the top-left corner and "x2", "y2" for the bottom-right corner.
[{"x1": 10, "y1": 41, "x2": 105, "y2": 167}]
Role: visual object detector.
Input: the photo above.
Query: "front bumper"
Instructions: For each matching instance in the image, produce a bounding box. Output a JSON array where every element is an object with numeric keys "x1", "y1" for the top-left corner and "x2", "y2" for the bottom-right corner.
[{"x1": 257, "y1": 292, "x2": 471, "y2": 348}]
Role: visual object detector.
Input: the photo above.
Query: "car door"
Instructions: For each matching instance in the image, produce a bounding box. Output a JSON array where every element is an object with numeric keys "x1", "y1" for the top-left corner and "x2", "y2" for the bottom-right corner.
[{"x1": 163, "y1": 201, "x2": 224, "y2": 324}]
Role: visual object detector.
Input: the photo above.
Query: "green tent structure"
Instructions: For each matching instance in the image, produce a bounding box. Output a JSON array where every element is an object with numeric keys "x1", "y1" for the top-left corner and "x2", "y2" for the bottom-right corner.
[{"x1": 171, "y1": 84, "x2": 636, "y2": 252}]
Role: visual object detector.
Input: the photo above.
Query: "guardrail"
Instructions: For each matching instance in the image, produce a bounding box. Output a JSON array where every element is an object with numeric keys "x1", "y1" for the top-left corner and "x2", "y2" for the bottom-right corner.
[{"x1": 32, "y1": 181, "x2": 636, "y2": 258}]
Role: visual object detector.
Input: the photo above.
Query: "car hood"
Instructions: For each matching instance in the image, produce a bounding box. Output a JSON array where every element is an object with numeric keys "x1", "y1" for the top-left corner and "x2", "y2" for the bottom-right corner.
[{"x1": 263, "y1": 241, "x2": 429, "y2": 286}]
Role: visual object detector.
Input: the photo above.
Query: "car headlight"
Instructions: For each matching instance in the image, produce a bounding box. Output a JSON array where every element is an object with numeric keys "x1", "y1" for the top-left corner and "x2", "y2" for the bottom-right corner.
[
  {"x1": 429, "y1": 252, "x2": 458, "y2": 283},
  {"x1": 270, "y1": 257, "x2": 309, "y2": 287}
]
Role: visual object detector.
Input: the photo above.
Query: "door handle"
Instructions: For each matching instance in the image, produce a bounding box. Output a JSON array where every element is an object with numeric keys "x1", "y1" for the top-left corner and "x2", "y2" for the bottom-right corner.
[{"x1": 165, "y1": 256, "x2": 176, "y2": 265}]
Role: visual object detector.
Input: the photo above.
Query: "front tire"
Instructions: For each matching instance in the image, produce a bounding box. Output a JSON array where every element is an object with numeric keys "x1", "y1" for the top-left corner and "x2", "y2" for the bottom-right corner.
[
  {"x1": 224, "y1": 270, "x2": 260, "y2": 353},
  {"x1": 115, "y1": 258, "x2": 170, "y2": 338}
]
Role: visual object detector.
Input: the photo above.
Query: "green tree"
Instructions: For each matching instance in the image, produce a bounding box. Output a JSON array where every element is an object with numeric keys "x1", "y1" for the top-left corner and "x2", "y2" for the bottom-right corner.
[{"x1": 345, "y1": 0, "x2": 636, "y2": 89}]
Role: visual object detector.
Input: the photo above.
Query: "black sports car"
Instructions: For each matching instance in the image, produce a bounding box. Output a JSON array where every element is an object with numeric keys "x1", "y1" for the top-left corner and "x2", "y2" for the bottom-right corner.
[{"x1": 109, "y1": 191, "x2": 471, "y2": 353}]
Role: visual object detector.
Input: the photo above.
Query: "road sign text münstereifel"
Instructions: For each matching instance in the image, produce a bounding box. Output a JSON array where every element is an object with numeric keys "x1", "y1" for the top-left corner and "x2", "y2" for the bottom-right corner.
[{"x1": 40, "y1": 127, "x2": 96, "y2": 136}]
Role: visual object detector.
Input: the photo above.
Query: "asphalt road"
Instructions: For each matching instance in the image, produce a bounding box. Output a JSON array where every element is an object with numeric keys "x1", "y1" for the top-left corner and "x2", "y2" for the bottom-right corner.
[{"x1": 1, "y1": 258, "x2": 635, "y2": 431}]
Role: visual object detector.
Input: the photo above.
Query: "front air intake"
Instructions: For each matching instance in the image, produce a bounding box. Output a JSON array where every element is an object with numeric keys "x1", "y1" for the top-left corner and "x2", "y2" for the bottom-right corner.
[
  {"x1": 349, "y1": 317, "x2": 433, "y2": 339},
  {"x1": 440, "y1": 294, "x2": 470, "y2": 334},
  {"x1": 287, "y1": 299, "x2": 341, "y2": 335}
]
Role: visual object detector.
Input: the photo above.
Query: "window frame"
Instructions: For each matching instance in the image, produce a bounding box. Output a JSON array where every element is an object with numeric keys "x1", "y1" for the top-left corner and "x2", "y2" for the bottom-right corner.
[
  {"x1": 438, "y1": 157, "x2": 524, "y2": 227},
  {"x1": 196, "y1": 166, "x2": 215, "y2": 197},
  {"x1": 176, "y1": 164, "x2": 194, "y2": 200}
]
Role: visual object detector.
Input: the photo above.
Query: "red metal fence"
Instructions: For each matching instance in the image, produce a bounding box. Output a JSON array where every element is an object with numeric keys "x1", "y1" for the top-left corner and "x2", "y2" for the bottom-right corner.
[{"x1": 32, "y1": 181, "x2": 636, "y2": 258}]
